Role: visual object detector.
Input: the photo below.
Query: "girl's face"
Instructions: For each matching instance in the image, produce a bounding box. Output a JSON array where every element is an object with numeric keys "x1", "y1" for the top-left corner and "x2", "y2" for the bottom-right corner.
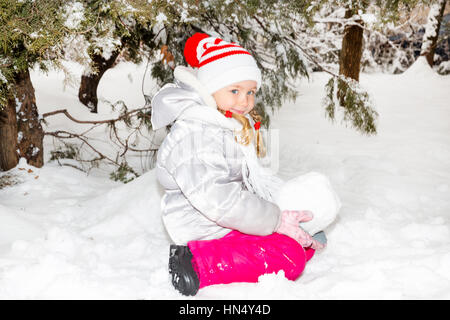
[{"x1": 212, "y1": 80, "x2": 257, "y2": 115}]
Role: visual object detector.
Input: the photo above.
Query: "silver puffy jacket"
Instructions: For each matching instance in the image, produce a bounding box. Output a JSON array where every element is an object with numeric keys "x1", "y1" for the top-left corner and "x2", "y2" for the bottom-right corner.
[{"x1": 151, "y1": 67, "x2": 281, "y2": 245}]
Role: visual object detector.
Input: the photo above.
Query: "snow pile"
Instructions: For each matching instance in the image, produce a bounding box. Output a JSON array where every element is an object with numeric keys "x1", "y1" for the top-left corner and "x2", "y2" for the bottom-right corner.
[
  {"x1": 400, "y1": 55, "x2": 443, "y2": 79},
  {"x1": 0, "y1": 58, "x2": 449, "y2": 299},
  {"x1": 0, "y1": 161, "x2": 170, "y2": 299}
]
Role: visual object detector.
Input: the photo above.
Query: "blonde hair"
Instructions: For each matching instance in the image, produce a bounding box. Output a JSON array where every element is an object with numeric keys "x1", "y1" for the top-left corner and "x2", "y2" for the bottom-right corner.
[{"x1": 217, "y1": 108, "x2": 267, "y2": 158}]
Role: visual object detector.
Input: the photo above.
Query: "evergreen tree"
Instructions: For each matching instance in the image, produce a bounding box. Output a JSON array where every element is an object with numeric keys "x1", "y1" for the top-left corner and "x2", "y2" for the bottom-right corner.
[
  {"x1": 308, "y1": 0, "x2": 429, "y2": 135},
  {"x1": 148, "y1": 0, "x2": 314, "y2": 126},
  {"x1": 149, "y1": 0, "x2": 426, "y2": 135},
  {"x1": 295, "y1": 1, "x2": 438, "y2": 74},
  {"x1": 65, "y1": 0, "x2": 158, "y2": 113},
  {"x1": 0, "y1": 0, "x2": 67, "y2": 171},
  {"x1": 42, "y1": 1, "x2": 196, "y2": 178}
]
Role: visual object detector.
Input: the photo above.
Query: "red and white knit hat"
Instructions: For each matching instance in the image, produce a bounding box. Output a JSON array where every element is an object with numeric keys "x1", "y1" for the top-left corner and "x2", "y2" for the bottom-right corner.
[{"x1": 183, "y1": 33, "x2": 261, "y2": 94}]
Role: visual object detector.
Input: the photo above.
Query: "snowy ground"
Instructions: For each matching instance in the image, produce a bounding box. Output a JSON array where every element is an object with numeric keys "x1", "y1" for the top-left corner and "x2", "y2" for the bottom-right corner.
[{"x1": 0, "y1": 57, "x2": 449, "y2": 299}]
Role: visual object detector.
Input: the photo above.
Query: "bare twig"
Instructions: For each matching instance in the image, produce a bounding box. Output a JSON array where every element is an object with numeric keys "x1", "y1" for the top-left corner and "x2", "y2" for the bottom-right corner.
[
  {"x1": 44, "y1": 102, "x2": 159, "y2": 177},
  {"x1": 41, "y1": 107, "x2": 150, "y2": 124},
  {"x1": 110, "y1": 121, "x2": 158, "y2": 154},
  {"x1": 45, "y1": 130, "x2": 119, "y2": 165}
]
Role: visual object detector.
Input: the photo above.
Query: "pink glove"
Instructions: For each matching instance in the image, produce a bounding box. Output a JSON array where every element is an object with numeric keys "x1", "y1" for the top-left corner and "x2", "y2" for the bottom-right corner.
[{"x1": 276, "y1": 210, "x2": 325, "y2": 250}]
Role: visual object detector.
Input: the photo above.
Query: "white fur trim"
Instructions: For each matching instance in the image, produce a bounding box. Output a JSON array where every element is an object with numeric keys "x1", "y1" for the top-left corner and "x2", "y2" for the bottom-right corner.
[{"x1": 173, "y1": 66, "x2": 217, "y2": 108}]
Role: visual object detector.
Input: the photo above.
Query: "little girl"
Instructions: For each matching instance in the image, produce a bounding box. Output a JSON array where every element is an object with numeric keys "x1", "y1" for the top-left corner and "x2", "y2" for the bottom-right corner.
[{"x1": 151, "y1": 33, "x2": 340, "y2": 296}]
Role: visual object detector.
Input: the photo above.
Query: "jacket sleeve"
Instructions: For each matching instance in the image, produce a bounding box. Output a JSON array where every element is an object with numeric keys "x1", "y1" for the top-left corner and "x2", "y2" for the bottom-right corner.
[{"x1": 167, "y1": 133, "x2": 281, "y2": 236}]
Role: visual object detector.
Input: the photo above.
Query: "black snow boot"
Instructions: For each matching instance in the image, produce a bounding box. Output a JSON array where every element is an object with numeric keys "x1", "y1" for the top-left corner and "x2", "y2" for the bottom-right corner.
[{"x1": 168, "y1": 245, "x2": 200, "y2": 296}]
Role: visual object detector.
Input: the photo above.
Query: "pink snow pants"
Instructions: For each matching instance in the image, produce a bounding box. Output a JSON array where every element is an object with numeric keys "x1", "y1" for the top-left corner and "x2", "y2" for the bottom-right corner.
[{"x1": 187, "y1": 230, "x2": 315, "y2": 289}]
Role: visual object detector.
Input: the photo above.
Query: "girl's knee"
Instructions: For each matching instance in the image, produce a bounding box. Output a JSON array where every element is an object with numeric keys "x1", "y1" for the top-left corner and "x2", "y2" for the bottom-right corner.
[
  {"x1": 284, "y1": 248, "x2": 307, "y2": 280},
  {"x1": 273, "y1": 235, "x2": 307, "y2": 280}
]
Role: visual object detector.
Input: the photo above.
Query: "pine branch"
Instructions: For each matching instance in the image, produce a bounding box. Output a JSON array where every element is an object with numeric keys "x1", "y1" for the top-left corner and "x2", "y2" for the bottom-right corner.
[{"x1": 252, "y1": 13, "x2": 378, "y2": 135}]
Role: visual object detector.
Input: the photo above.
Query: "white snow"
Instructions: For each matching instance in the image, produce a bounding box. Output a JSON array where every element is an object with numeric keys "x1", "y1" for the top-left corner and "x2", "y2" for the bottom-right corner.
[
  {"x1": 91, "y1": 28, "x2": 122, "y2": 61},
  {"x1": 31, "y1": 147, "x2": 40, "y2": 157},
  {"x1": 0, "y1": 57, "x2": 449, "y2": 299},
  {"x1": 64, "y1": 1, "x2": 85, "y2": 30},
  {"x1": 400, "y1": 55, "x2": 441, "y2": 79},
  {"x1": 155, "y1": 12, "x2": 168, "y2": 24},
  {"x1": 0, "y1": 71, "x2": 7, "y2": 83},
  {"x1": 360, "y1": 13, "x2": 377, "y2": 26}
]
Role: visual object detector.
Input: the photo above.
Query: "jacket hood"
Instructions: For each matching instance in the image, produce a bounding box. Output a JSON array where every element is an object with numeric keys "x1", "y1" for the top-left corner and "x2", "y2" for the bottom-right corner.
[{"x1": 150, "y1": 66, "x2": 217, "y2": 130}]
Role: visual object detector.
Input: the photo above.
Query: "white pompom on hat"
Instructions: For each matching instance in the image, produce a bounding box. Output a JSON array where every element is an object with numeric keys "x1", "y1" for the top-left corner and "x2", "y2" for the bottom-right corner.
[{"x1": 183, "y1": 33, "x2": 261, "y2": 94}]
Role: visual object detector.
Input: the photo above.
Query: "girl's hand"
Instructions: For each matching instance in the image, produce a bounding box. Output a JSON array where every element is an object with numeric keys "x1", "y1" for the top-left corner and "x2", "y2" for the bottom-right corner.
[{"x1": 276, "y1": 210, "x2": 325, "y2": 250}]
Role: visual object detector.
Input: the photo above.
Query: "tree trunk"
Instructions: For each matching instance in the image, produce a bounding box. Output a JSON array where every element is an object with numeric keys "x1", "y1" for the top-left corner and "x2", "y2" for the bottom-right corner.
[
  {"x1": 78, "y1": 50, "x2": 121, "y2": 113},
  {"x1": 420, "y1": 0, "x2": 447, "y2": 66},
  {"x1": 338, "y1": 10, "x2": 364, "y2": 105},
  {"x1": 0, "y1": 95, "x2": 19, "y2": 171},
  {"x1": 339, "y1": 10, "x2": 364, "y2": 81},
  {"x1": 0, "y1": 69, "x2": 43, "y2": 171}
]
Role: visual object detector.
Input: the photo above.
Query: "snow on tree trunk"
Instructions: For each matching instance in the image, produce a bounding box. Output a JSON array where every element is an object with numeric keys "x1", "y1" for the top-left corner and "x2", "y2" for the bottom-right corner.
[
  {"x1": 420, "y1": 0, "x2": 447, "y2": 67},
  {"x1": 78, "y1": 50, "x2": 121, "y2": 113},
  {"x1": 15, "y1": 69, "x2": 44, "y2": 168},
  {"x1": 0, "y1": 69, "x2": 43, "y2": 170}
]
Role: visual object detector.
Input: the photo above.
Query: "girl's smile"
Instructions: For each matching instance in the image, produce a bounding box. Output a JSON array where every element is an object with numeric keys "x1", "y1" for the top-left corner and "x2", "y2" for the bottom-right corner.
[{"x1": 230, "y1": 108, "x2": 244, "y2": 114}]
